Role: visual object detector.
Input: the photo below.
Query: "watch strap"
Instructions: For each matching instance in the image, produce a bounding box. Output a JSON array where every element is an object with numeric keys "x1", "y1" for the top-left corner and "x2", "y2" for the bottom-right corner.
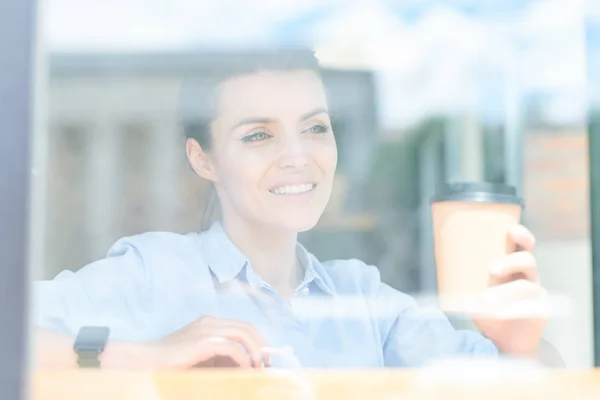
[
  {"x1": 74, "y1": 326, "x2": 110, "y2": 369},
  {"x1": 77, "y1": 353, "x2": 101, "y2": 368}
]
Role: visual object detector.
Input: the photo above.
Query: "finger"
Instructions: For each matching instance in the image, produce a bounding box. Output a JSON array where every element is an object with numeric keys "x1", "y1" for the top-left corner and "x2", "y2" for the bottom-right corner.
[
  {"x1": 207, "y1": 327, "x2": 265, "y2": 368},
  {"x1": 477, "y1": 280, "x2": 546, "y2": 319},
  {"x1": 482, "y1": 287, "x2": 549, "y2": 320},
  {"x1": 482, "y1": 279, "x2": 542, "y2": 306},
  {"x1": 233, "y1": 322, "x2": 272, "y2": 367},
  {"x1": 202, "y1": 317, "x2": 270, "y2": 367},
  {"x1": 489, "y1": 251, "x2": 539, "y2": 284},
  {"x1": 198, "y1": 341, "x2": 253, "y2": 369},
  {"x1": 508, "y1": 225, "x2": 536, "y2": 252},
  {"x1": 228, "y1": 321, "x2": 270, "y2": 367},
  {"x1": 495, "y1": 293, "x2": 551, "y2": 320}
]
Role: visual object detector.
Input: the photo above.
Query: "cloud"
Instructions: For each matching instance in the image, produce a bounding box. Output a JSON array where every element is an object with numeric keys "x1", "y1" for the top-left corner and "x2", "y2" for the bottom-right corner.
[
  {"x1": 514, "y1": 0, "x2": 586, "y2": 125},
  {"x1": 588, "y1": 0, "x2": 600, "y2": 23},
  {"x1": 45, "y1": 0, "x2": 586, "y2": 126},
  {"x1": 372, "y1": 0, "x2": 586, "y2": 127},
  {"x1": 47, "y1": 0, "x2": 190, "y2": 50},
  {"x1": 310, "y1": 3, "x2": 520, "y2": 127},
  {"x1": 586, "y1": 0, "x2": 600, "y2": 109},
  {"x1": 517, "y1": 0, "x2": 586, "y2": 90},
  {"x1": 46, "y1": 0, "x2": 332, "y2": 50}
]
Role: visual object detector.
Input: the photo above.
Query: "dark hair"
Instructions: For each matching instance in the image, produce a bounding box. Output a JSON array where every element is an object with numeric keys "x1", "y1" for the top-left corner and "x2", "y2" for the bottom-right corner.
[
  {"x1": 179, "y1": 48, "x2": 322, "y2": 151},
  {"x1": 178, "y1": 49, "x2": 324, "y2": 228}
]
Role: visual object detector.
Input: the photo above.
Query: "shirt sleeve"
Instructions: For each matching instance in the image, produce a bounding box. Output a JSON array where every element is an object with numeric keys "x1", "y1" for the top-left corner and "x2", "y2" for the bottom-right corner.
[
  {"x1": 376, "y1": 282, "x2": 499, "y2": 367},
  {"x1": 31, "y1": 237, "x2": 153, "y2": 340}
]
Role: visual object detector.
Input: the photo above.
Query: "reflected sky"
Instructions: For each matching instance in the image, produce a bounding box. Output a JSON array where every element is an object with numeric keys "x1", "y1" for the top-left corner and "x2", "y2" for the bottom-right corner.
[
  {"x1": 45, "y1": 0, "x2": 587, "y2": 128},
  {"x1": 587, "y1": 0, "x2": 600, "y2": 110}
]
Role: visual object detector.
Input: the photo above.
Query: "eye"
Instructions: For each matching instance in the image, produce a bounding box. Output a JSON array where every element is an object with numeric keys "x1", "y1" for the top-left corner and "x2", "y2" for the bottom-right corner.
[
  {"x1": 241, "y1": 130, "x2": 272, "y2": 143},
  {"x1": 303, "y1": 122, "x2": 331, "y2": 134}
]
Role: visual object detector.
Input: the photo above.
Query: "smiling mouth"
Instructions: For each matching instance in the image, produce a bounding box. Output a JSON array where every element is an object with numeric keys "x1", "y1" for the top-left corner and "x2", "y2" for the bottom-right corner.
[{"x1": 269, "y1": 183, "x2": 317, "y2": 195}]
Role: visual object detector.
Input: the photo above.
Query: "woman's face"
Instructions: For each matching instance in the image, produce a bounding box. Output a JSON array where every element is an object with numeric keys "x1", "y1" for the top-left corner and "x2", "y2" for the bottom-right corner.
[{"x1": 194, "y1": 69, "x2": 338, "y2": 232}]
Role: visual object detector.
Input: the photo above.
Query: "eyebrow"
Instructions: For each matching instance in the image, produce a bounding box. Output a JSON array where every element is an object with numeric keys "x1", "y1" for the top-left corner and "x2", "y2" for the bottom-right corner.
[
  {"x1": 230, "y1": 117, "x2": 277, "y2": 132},
  {"x1": 299, "y1": 108, "x2": 328, "y2": 121},
  {"x1": 230, "y1": 108, "x2": 329, "y2": 132}
]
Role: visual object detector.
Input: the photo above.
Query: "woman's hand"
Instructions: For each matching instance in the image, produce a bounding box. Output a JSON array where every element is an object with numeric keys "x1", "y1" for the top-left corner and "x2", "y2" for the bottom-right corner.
[
  {"x1": 472, "y1": 225, "x2": 549, "y2": 356},
  {"x1": 144, "y1": 315, "x2": 270, "y2": 369}
]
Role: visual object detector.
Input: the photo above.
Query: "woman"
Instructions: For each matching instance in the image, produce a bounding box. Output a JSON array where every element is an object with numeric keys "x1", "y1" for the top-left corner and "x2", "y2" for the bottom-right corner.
[{"x1": 33, "y1": 50, "x2": 552, "y2": 369}]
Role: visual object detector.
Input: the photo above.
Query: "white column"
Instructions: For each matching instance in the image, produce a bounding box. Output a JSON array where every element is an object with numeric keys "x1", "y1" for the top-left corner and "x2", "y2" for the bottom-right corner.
[
  {"x1": 445, "y1": 116, "x2": 483, "y2": 183},
  {"x1": 150, "y1": 118, "x2": 181, "y2": 230},
  {"x1": 460, "y1": 115, "x2": 483, "y2": 181},
  {"x1": 504, "y1": 50, "x2": 523, "y2": 194},
  {"x1": 85, "y1": 119, "x2": 119, "y2": 259},
  {"x1": 444, "y1": 118, "x2": 462, "y2": 182},
  {"x1": 419, "y1": 133, "x2": 442, "y2": 293}
]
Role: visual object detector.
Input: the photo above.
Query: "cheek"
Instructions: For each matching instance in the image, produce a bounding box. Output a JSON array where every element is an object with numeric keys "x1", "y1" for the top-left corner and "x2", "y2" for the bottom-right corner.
[
  {"x1": 314, "y1": 141, "x2": 338, "y2": 175},
  {"x1": 219, "y1": 150, "x2": 269, "y2": 194}
]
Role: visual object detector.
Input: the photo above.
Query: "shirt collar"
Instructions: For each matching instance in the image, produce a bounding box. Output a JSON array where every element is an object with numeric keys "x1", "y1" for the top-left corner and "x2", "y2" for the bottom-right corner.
[
  {"x1": 296, "y1": 241, "x2": 335, "y2": 295},
  {"x1": 199, "y1": 221, "x2": 248, "y2": 283},
  {"x1": 199, "y1": 220, "x2": 335, "y2": 295}
]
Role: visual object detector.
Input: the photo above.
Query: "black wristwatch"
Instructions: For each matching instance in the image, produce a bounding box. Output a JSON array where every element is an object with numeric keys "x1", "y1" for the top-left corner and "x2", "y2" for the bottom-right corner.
[{"x1": 73, "y1": 326, "x2": 110, "y2": 368}]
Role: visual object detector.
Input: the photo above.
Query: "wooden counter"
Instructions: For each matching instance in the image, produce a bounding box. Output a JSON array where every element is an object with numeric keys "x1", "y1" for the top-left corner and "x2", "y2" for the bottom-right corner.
[{"x1": 30, "y1": 366, "x2": 600, "y2": 400}]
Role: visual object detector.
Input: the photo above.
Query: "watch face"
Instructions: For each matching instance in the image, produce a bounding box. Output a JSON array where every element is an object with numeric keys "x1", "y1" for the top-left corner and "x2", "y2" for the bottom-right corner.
[{"x1": 74, "y1": 326, "x2": 110, "y2": 352}]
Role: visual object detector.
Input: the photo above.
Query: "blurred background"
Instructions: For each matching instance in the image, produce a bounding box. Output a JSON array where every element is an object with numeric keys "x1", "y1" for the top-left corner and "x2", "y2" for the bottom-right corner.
[{"x1": 29, "y1": 0, "x2": 597, "y2": 368}]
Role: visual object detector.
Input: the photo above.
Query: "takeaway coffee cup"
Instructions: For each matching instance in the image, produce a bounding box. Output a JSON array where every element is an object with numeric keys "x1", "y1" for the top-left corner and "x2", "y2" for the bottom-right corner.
[{"x1": 431, "y1": 182, "x2": 524, "y2": 312}]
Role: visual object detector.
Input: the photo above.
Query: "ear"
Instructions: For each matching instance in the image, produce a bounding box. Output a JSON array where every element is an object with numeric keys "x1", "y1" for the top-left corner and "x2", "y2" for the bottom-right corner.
[{"x1": 186, "y1": 138, "x2": 219, "y2": 182}]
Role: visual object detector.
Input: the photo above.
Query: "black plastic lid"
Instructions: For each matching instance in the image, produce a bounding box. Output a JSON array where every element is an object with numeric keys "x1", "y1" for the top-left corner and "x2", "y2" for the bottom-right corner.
[{"x1": 430, "y1": 181, "x2": 524, "y2": 206}]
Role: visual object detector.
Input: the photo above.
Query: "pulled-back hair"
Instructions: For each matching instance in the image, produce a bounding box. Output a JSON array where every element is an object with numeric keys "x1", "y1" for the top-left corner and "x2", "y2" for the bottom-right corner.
[{"x1": 179, "y1": 49, "x2": 322, "y2": 151}]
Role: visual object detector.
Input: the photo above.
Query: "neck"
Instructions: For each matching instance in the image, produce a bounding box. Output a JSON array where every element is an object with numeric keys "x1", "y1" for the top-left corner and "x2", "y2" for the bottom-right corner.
[{"x1": 220, "y1": 215, "x2": 300, "y2": 295}]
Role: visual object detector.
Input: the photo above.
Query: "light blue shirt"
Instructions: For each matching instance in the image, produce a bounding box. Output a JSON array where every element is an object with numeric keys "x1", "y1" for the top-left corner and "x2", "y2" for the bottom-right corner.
[{"x1": 33, "y1": 221, "x2": 498, "y2": 368}]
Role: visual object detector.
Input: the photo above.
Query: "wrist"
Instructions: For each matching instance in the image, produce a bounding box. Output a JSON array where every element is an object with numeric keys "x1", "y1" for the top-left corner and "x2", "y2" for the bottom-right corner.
[
  {"x1": 496, "y1": 343, "x2": 539, "y2": 358},
  {"x1": 497, "y1": 339, "x2": 564, "y2": 367},
  {"x1": 100, "y1": 341, "x2": 156, "y2": 369}
]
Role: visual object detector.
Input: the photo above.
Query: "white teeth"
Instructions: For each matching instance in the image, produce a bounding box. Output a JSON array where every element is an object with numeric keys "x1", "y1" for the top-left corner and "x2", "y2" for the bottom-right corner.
[{"x1": 270, "y1": 184, "x2": 315, "y2": 195}]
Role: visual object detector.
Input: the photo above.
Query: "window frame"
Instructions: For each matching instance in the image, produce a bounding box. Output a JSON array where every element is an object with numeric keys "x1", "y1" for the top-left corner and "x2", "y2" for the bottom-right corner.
[{"x1": 0, "y1": 0, "x2": 36, "y2": 398}]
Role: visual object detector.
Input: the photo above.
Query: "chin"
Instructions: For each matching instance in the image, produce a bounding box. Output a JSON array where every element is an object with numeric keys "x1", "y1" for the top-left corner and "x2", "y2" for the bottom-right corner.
[{"x1": 270, "y1": 212, "x2": 322, "y2": 233}]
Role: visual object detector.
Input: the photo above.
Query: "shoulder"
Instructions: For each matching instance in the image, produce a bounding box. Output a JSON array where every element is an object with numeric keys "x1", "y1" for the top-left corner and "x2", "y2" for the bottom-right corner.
[
  {"x1": 107, "y1": 231, "x2": 203, "y2": 261},
  {"x1": 99, "y1": 230, "x2": 210, "y2": 279},
  {"x1": 50, "y1": 230, "x2": 207, "y2": 284}
]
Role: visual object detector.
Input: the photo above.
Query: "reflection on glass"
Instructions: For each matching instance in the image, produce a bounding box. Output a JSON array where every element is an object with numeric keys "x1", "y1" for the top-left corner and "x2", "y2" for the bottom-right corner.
[{"x1": 29, "y1": 0, "x2": 594, "y2": 389}]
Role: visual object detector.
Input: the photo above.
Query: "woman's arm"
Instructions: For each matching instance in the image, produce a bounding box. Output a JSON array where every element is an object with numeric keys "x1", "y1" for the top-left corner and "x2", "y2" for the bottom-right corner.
[
  {"x1": 33, "y1": 315, "x2": 271, "y2": 370},
  {"x1": 372, "y1": 281, "x2": 565, "y2": 367},
  {"x1": 33, "y1": 329, "x2": 150, "y2": 369}
]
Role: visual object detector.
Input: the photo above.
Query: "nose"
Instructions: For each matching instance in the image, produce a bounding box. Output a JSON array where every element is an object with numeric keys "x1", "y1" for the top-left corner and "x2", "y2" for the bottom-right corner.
[{"x1": 278, "y1": 135, "x2": 309, "y2": 170}]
